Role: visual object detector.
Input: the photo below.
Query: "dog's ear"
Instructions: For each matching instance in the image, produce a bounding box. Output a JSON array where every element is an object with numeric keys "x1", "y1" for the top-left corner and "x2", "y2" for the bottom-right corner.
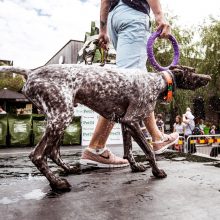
[{"x1": 169, "y1": 65, "x2": 211, "y2": 90}]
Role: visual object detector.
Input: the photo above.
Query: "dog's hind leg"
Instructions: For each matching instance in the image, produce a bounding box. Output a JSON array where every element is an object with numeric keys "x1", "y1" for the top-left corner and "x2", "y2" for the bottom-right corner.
[
  {"x1": 30, "y1": 115, "x2": 74, "y2": 191},
  {"x1": 46, "y1": 113, "x2": 81, "y2": 174},
  {"x1": 48, "y1": 126, "x2": 81, "y2": 175},
  {"x1": 121, "y1": 124, "x2": 146, "y2": 172},
  {"x1": 26, "y1": 83, "x2": 78, "y2": 190},
  {"x1": 30, "y1": 132, "x2": 71, "y2": 190}
]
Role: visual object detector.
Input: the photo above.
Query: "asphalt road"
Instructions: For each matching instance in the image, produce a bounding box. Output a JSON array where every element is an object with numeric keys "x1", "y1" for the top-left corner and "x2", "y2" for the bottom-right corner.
[{"x1": 0, "y1": 145, "x2": 220, "y2": 220}]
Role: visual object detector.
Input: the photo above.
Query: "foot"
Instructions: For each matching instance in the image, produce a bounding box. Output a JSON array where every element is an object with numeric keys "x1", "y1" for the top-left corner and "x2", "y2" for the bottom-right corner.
[
  {"x1": 80, "y1": 148, "x2": 129, "y2": 168},
  {"x1": 153, "y1": 132, "x2": 179, "y2": 155}
]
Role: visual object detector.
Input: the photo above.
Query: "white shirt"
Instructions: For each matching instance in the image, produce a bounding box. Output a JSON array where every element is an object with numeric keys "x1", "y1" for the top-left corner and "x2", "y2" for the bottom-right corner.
[
  {"x1": 184, "y1": 119, "x2": 195, "y2": 136},
  {"x1": 173, "y1": 123, "x2": 185, "y2": 135}
]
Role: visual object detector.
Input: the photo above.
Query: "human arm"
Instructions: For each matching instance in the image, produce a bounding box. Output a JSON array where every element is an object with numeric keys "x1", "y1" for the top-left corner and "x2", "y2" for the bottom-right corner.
[
  {"x1": 99, "y1": 0, "x2": 110, "y2": 49},
  {"x1": 147, "y1": 0, "x2": 171, "y2": 37}
]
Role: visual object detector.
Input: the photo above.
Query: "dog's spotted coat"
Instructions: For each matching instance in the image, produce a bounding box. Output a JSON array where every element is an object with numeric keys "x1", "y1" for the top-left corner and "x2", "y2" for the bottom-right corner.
[{"x1": 0, "y1": 64, "x2": 211, "y2": 190}]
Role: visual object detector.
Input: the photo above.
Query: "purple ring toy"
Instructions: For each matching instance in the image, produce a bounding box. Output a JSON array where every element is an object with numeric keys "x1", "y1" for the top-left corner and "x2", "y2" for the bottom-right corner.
[{"x1": 147, "y1": 29, "x2": 180, "y2": 71}]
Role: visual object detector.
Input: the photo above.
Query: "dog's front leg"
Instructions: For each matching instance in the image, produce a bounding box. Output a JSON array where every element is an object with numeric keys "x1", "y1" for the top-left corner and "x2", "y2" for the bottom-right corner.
[
  {"x1": 121, "y1": 123, "x2": 146, "y2": 172},
  {"x1": 121, "y1": 113, "x2": 167, "y2": 178}
]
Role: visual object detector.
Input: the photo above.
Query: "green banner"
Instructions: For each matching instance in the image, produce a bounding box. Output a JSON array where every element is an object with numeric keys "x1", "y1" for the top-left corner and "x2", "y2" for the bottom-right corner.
[
  {"x1": 8, "y1": 114, "x2": 32, "y2": 146},
  {"x1": 32, "y1": 114, "x2": 46, "y2": 146},
  {"x1": 0, "y1": 114, "x2": 8, "y2": 146},
  {"x1": 63, "y1": 117, "x2": 81, "y2": 145}
]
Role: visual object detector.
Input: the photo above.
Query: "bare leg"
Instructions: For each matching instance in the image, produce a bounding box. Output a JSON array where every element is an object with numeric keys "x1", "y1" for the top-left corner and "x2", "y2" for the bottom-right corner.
[
  {"x1": 144, "y1": 112, "x2": 162, "y2": 142},
  {"x1": 81, "y1": 116, "x2": 128, "y2": 168},
  {"x1": 89, "y1": 112, "x2": 163, "y2": 151},
  {"x1": 89, "y1": 116, "x2": 114, "y2": 149}
]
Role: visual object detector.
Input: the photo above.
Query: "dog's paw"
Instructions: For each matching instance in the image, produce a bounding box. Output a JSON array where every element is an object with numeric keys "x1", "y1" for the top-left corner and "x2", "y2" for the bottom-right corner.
[
  {"x1": 66, "y1": 166, "x2": 82, "y2": 175},
  {"x1": 131, "y1": 163, "x2": 146, "y2": 172},
  {"x1": 50, "y1": 178, "x2": 72, "y2": 192},
  {"x1": 152, "y1": 169, "x2": 167, "y2": 178}
]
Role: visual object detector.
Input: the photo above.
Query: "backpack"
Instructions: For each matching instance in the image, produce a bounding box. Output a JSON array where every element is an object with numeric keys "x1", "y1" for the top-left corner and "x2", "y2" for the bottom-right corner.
[{"x1": 192, "y1": 126, "x2": 203, "y2": 135}]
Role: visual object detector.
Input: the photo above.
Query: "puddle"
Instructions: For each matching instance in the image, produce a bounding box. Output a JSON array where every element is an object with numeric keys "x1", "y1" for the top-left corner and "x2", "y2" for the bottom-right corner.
[
  {"x1": 172, "y1": 157, "x2": 186, "y2": 161},
  {"x1": 23, "y1": 189, "x2": 46, "y2": 200},
  {"x1": 0, "y1": 197, "x2": 18, "y2": 205}
]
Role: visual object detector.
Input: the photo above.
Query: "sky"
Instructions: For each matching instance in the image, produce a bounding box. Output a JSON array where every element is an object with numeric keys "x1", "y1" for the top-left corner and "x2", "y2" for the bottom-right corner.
[{"x1": 0, "y1": 0, "x2": 219, "y2": 68}]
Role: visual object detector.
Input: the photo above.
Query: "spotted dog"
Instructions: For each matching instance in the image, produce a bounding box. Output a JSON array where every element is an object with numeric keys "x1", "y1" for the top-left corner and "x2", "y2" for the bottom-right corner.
[{"x1": 0, "y1": 65, "x2": 211, "y2": 191}]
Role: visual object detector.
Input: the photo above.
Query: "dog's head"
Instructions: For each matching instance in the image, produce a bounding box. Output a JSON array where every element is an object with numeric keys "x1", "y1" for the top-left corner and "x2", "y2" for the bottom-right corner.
[{"x1": 169, "y1": 65, "x2": 211, "y2": 90}]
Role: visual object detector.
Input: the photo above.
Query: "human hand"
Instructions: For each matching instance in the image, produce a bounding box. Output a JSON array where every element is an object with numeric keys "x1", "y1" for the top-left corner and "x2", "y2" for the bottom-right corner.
[
  {"x1": 98, "y1": 32, "x2": 109, "y2": 50},
  {"x1": 155, "y1": 14, "x2": 171, "y2": 38}
]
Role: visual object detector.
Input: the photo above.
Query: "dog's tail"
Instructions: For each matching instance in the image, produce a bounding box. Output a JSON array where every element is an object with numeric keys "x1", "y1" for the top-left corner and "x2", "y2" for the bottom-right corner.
[{"x1": 0, "y1": 66, "x2": 30, "y2": 79}]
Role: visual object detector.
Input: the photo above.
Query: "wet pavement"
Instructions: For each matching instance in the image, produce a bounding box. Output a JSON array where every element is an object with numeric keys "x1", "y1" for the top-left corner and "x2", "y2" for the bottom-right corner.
[{"x1": 0, "y1": 145, "x2": 220, "y2": 220}]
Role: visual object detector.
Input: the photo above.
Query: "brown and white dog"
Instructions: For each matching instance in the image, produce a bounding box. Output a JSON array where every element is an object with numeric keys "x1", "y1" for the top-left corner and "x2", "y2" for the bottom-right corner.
[{"x1": 0, "y1": 64, "x2": 211, "y2": 191}]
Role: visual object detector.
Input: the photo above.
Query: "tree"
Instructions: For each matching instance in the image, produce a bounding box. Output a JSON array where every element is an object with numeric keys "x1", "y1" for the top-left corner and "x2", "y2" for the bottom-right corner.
[
  {"x1": 152, "y1": 15, "x2": 220, "y2": 124},
  {"x1": 199, "y1": 17, "x2": 220, "y2": 96},
  {"x1": 0, "y1": 60, "x2": 24, "y2": 91},
  {"x1": 0, "y1": 76, "x2": 24, "y2": 91}
]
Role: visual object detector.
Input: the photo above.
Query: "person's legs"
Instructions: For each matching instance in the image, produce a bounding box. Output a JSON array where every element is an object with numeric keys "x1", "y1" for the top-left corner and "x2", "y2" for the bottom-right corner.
[
  {"x1": 87, "y1": 4, "x2": 151, "y2": 150},
  {"x1": 89, "y1": 116, "x2": 114, "y2": 148},
  {"x1": 80, "y1": 115, "x2": 129, "y2": 167},
  {"x1": 144, "y1": 112, "x2": 162, "y2": 142}
]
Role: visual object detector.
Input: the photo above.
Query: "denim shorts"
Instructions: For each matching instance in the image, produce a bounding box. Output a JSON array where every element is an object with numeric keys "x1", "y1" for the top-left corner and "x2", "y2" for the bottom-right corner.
[{"x1": 107, "y1": 0, "x2": 151, "y2": 70}]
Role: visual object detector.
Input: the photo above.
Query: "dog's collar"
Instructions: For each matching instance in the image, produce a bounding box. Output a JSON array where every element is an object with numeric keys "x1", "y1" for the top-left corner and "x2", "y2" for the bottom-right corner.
[{"x1": 160, "y1": 70, "x2": 175, "y2": 102}]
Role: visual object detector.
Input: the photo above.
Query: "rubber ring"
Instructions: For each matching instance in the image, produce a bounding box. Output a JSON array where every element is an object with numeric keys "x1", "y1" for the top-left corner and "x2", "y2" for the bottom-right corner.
[{"x1": 147, "y1": 30, "x2": 180, "y2": 71}]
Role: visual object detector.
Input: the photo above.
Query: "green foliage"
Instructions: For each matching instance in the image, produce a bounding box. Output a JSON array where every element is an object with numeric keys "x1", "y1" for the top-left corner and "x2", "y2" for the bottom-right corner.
[
  {"x1": 149, "y1": 16, "x2": 202, "y2": 114},
  {"x1": 0, "y1": 60, "x2": 12, "y2": 66},
  {"x1": 151, "y1": 15, "x2": 220, "y2": 116},
  {"x1": 199, "y1": 18, "x2": 220, "y2": 95},
  {"x1": 0, "y1": 60, "x2": 24, "y2": 91},
  {"x1": 0, "y1": 75, "x2": 24, "y2": 91}
]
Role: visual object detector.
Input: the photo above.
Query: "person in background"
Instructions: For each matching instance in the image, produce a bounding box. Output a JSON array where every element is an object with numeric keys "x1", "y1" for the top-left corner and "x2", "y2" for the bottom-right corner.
[
  {"x1": 203, "y1": 122, "x2": 211, "y2": 135},
  {"x1": 0, "y1": 106, "x2": 6, "y2": 114},
  {"x1": 182, "y1": 107, "x2": 196, "y2": 153},
  {"x1": 156, "y1": 114, "x2": 165, "y2": 134},
  {"x1": 173, "y1": 115, "x2": 185, "y2": 137},
  {"x1": 210, "y1": 125, "x2": 216, "y2": 135},
  {"x1": 198, "y1": 119, "x2": 205, "y2": 135}
]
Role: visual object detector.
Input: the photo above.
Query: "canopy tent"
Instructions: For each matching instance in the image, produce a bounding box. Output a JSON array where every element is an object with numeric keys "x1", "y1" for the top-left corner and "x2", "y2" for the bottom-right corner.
[
  {"x1": 0, "y1": 88, "x2": 27, "y2": 100},
  {"x1": 0, "y1": 88, "x2": 29, "y2": 113}
]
